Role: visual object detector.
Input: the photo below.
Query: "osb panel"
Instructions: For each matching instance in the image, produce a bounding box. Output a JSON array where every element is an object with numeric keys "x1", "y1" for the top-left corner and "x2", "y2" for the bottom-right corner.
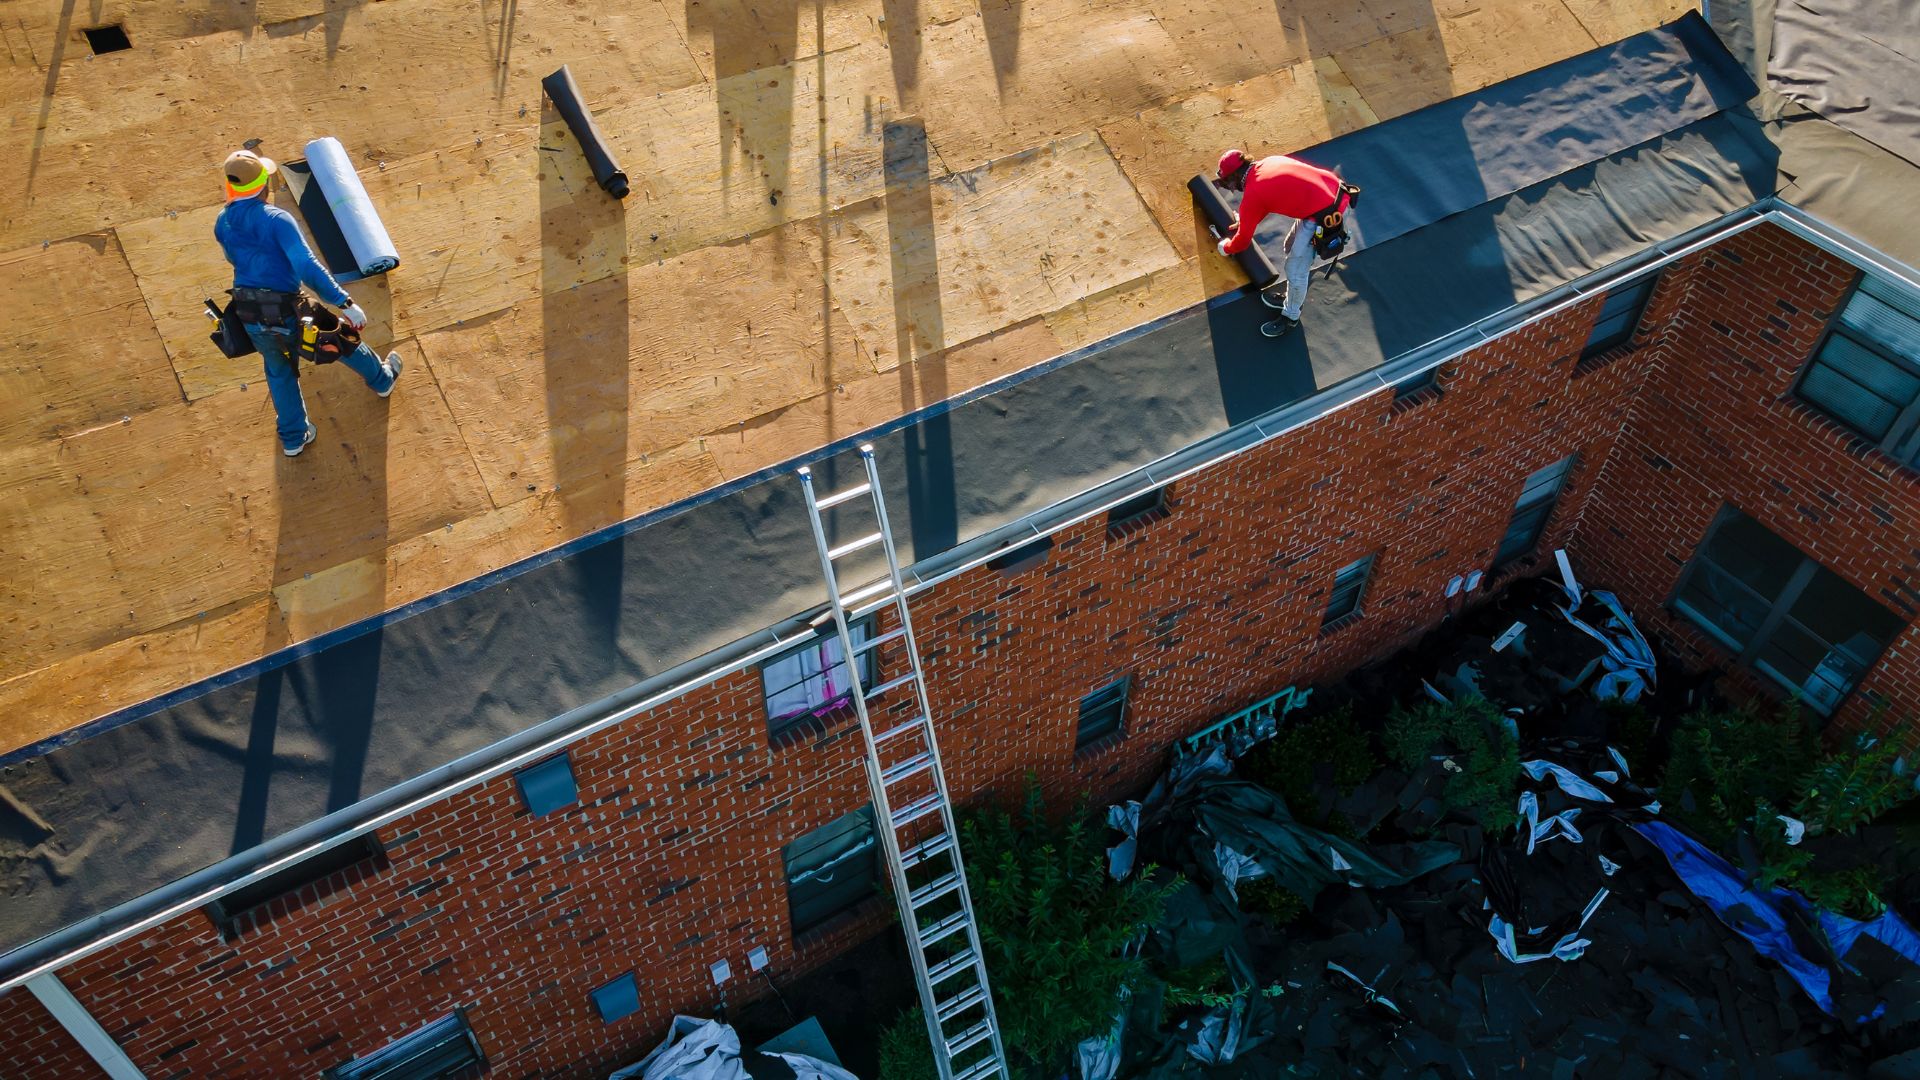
[
  {"x1": 701, "y1": 318, "x2": 1066, "y2": 478},
  {"x1": 1144, "y1": 0, "x2": 1432, "y2": 88},
  {"x1": 0, "y1": 441, "x2": 120, "y2": 683},
  {"x1": 0, "y1": 348, "x2": 490, "y2": 684},
  {"x1": 826, "y1": 133, "x2": 1181, "y2": 372},
  {"x1": 1561, "y1": 0, "x2": 1696, "y2": 46},
  {"x1": 1098, "y1": 57, "x2": 1380, "y2": 260},
  {"x1": 0, "y1": 0, "x2": 704, "y2": 249},
  {"x1": 421, "y1": 225, "x2": 858, "y2": 512},
  {"x1": 0, "y1": 232, "x2": 180, "y2": 439},
  {"x1": 0, "y1": 0, "x2": 376, "y2": 51},
  {"x1": 1042, "y1": 257, "x2": 1210, "y2": 351},
  {"x1": 0, "y1": 598, "x2": 283, "y2": 756},
  {"x1": 1332, "y1": 0, "x2": 1598, "y2": 121},
  {"x1": 669, "y1": 0, "x2": 887, "y2": 81}
]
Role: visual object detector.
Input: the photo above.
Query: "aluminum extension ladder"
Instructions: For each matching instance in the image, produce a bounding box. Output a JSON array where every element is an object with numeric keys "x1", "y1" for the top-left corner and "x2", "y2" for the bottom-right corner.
[{"x1": 797, "y1": 445, "x2": 1009, "y2": 1080}]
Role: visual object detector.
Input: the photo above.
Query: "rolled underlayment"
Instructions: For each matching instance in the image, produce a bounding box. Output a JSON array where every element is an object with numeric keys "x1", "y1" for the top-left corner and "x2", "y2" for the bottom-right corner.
[
  {"x1": 1187, "y1": 175, "x2": 1281, "y2": 290},
  {"x1": 542, "y1": 64, "x2": 630, "y2": 199},
  {"x1": 303, "y1": 136, "x2": 401, "y2": 277}
]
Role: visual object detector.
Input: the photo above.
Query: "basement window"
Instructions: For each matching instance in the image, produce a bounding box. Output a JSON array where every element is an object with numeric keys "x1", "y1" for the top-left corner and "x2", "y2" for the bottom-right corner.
[
  {"x1": 1323, "y1": 554, "x2": 1377, "y2": 628},
  {"x1": 83, "y1": 24, "x2": 132, "y2": 54},
  {"x1": 784, "y1": 806, "x2": 879, "y2": 935},
  {"x1": 987, "y1": 535, "x2": 1054, "y2": 575},
  {"x1": 1579, "y1": 274, "x2": 1658, "y2": 360},
  {"x1": 1672, "y1": 507, "x2": 1899, "y2": 714},
  {"x1": 513, "y1": 753, "x2": 578, "y2": 816},
  {"x1": 1106, "y1": 487, "x2": 1170, "y2": 536},
  {"x1": 1076, "y1": 676, "x2": 1131, "y2": 750},
  {"x1": 591, "y1": 972, "x2": 641, "y2": 1024},
  {"x1": 207, "y1": 833, "x2": 387, "y2": 939},
  {"x1": 762, "y1": 619, "x2": 876, "y2": 742},
  {"x1": 1795, "y1": 274, "x2": 1920, "y2": 466},
  {"x1": 1491, "y1": 455, "x2": 1575, "y2": 571},
  {"x1": 327, "y1": 1009, "x2": 486, "y2": 1080}
]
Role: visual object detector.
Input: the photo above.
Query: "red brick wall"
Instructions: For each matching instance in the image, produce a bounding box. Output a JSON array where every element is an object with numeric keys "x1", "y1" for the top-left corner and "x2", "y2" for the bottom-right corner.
[
  {"x1": 0, "y1": 255, "x2": 1811, "y2": 1078},
  {"x1": 1570, "y1": 221, "x2": 1920, "y2": 748}
]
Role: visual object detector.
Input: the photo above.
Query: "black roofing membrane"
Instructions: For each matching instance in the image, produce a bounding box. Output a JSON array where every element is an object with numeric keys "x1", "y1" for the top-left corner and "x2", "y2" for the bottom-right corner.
[{"x1": 0, "y1": 20, "x2": 1776, "y2": 960}]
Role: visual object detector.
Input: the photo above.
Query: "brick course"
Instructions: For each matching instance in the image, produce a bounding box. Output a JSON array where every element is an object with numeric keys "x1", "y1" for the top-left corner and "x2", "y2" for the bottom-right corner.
[{"x1": 5, "y1": 222, "x2": 1915, "y2": 1078}]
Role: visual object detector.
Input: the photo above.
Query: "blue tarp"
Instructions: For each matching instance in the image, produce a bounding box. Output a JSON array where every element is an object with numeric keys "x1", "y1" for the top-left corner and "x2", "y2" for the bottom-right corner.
[{"x1": 1634, "y1": 821, "x2": 1920, "y2": 1018}]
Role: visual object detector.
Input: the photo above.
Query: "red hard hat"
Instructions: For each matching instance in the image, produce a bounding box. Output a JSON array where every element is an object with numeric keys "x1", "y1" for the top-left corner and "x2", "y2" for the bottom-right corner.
[{"x1": 1217, "y1": 149, "x2": 1247, "y2": 180}]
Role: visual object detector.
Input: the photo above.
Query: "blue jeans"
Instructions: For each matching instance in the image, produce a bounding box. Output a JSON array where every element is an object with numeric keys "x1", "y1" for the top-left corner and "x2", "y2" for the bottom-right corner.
[{"x1": 245, "y1": 324, "x2": 395, "y2": 450}]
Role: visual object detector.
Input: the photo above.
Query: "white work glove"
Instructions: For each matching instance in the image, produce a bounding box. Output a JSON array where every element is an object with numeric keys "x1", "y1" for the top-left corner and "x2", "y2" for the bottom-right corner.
[
  {"x1": 1216, "y1": 237, "x2": 1232, "y2": 258},
  {"x1": 339, "y1": 303, "x2": 369, "y2": 330}
]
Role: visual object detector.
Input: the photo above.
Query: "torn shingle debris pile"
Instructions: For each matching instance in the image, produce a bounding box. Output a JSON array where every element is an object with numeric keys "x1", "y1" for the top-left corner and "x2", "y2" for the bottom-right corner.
[{"x1": 1093, "y1": 556, "x2": 1920, "y2": 1079}]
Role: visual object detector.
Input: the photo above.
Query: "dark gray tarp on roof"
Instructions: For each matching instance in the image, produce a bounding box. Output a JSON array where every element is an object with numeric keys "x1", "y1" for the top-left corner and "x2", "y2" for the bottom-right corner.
[{"x1": 0, "y1": 21, "x2": 1770, "y2": 963}]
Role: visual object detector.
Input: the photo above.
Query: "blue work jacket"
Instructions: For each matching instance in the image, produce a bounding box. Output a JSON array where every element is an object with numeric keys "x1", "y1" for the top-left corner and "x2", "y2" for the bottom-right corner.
[{"x1": 213, "y1": 195, "x2": 352, "y2": 308}]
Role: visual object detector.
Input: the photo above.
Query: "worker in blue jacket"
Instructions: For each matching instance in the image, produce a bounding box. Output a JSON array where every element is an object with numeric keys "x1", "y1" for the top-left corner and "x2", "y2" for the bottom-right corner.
[{"x1": 214, "y1": 149, "x2": 403, "y2": 457}]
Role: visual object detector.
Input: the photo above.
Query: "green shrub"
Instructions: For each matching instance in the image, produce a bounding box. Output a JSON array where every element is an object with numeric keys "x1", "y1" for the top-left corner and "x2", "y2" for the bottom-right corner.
[
  {"x1": 1239, "y1": 705, "x2": 1377, "y2": 809},
  {"x1": 878, "y1": 1008, "x2": 939, "y2": 1080},
  {"x1": 1795, "y1": 731, "x2": 1916, "y2": 836},
  {"x1": 1658, "y1": 705, "x2": 1818, "y2": 848},
  {"x1": 1384, "y1": 697, "x2": 1522, "y2": 832},
  {"x1": 1236, "y1": 877, "x2": 1306, "y2": 925},
  {"x1": 1796, "y1": 865, "x2": 1890, "y2": 920},
  {"x1": 958, "y1": 780, "x2": 1179, "y2": 1075}
]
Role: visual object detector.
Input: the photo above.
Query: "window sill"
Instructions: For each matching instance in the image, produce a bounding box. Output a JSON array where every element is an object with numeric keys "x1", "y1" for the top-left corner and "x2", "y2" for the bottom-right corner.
[
  {"x1": 768, "y1": 701, "x2": 861, "y2": 752},
  {"x1": 210, "y1": 850, "x2": 391, "y2": 942},
  {"x1": 1389, "y1": 384, "x2": 1443, "y2": 415},
  {"x1": 1572, "y1": 335, "x2": 1649, "y2": 378},
  {"x1": 1319, "y1": 611, "x2": 1363, "y2": 636},
  {"x1": 1073, "y1": 730, "x2": 1127, "y2": 761}
]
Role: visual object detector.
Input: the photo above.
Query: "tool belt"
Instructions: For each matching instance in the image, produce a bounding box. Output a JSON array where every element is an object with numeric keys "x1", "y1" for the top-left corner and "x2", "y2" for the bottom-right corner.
[
  {"x1": 291, "y1": 299, "x2": 361, "y2": 366},
  {"x1": 227, "y1": 286, "x2": 302, "y2": 328},
  {"x1": 1309, "y1": 183, "x2": 1362, "y2": 260}
]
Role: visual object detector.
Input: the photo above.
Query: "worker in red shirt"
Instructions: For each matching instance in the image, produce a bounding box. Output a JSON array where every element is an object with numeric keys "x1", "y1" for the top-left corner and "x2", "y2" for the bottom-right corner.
[{"x1": 1214, "y1": 150, "x2": 1359, "y2": 339}]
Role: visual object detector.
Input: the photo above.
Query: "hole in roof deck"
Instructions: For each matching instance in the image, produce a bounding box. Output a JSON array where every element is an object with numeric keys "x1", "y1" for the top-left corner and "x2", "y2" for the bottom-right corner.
[{"x1": 84, "y1": 24, "x2": 131, "y2": 53}]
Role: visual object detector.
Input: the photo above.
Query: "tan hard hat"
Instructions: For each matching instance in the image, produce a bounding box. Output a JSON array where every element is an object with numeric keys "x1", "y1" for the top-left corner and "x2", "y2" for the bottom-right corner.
[{"x1": 222, "y1": 149, "x2": 277, "y2": 199}]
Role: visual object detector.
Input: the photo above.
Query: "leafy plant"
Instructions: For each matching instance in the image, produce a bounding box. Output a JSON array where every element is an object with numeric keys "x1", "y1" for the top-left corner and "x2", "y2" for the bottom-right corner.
[
  {"x1": 1658, "y1": 705, "x2": 1819, "y2": 848},
  {"x1": 956, "y1": 780, "x2": 1180, "y2": 1075},
  {"x1": 1237, "y1": 876, "x2": 1306, "y2": 926},
  {"x1": 1796, "y1": 865, "x2": 1890, "y2": 920},
  {"x1": 1385, "y1": 697, "x2": 1522, "y2": 832},
  {"x1": 1240, "y1": 705, "x2": 1377, "y2": 807},
  {"x1": 1795, "y1": 732, "x2": 1916, "y2": 836},
  {"x1": 878, "y1": 1008, "x2": 939, "y2": 1080}
]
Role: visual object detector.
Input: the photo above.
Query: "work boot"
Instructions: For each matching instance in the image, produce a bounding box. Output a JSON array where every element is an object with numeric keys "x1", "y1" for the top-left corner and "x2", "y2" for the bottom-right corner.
[
  {"x1": 1260, "y1": 283, "x2": 1288, "y2": 310},
  {"x1": 377, "y1": 352, "x2": 404, "y2": 398},
  {"x1": 1261, "y1": 316, "x2": 1300, "y2": 339},
  {"x1": 284, "y1": 422, "x2": 317, "y2": 457}
]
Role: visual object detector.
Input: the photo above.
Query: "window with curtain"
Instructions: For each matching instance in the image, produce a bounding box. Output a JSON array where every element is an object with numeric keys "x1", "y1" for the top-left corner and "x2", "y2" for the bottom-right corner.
[
  {"x1": 784, "y1": 806, "x2": 879, "y2": 934},
  {"x1": 761, "y1": 621, "x2": 875, "y2": 739},
  {"x1": 1492, "y1": 456, "x2": 1575, "y2": 570},
  {"x1": 1580, "y1": 275, "x2": 1658, "y2": 359},
  {"x1": 1796, "y1": 274, "x2": 1920, "y2": 465},
  {"x1": 1673, "y1": 508, "x2": 1901, "y2": 713}
]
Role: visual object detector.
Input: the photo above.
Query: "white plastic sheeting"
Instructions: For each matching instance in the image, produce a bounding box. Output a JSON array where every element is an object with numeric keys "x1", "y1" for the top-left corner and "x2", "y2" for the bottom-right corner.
[{"x1": 608, "y1": 1017, "x2": 858, "y2": 1080}]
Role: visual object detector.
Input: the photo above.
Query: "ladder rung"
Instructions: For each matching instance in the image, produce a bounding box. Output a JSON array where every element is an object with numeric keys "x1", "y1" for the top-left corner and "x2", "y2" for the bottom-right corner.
[
  {"x1": 938, "y1": 985, "x2": 987, "y2": 1022},
  {"x1": 827, "y1": 531, "x2": 885, "y2": 560},
  {"x1": 910, "y1": 872, "x2": 962, "y2": 909},
  {"x1": 900, "y1": 832, "x2": 954, "y2": 871},
  {"x1": 854, "y1": 627, "x2": 906, "y2": 656},
  {"x1": 875, "y1": 715, "x2": 928, "y2": 744},
  {"x1": 814, "y1": 482, "x2": 872, "y2": 510},
  {"x1": 926, "y1": 948, "x2": 976, "y2": 985},
  {"x1": 838, "y1": 578, "x2": 895, "y2": 608},
  {"x1": 919, "y1": 910, "x2": 970, "y2": 949},
  {"x1": 892, "y1": 793, "x2": 944, "y2": 829},
  {"x1": 883, "y1": 751, "x2": 934, "y2": 787},
  {"x1": 865, "y1": 671, "x2": 918, "y2": 701},
  {"x1": 946, "y1": 1020, "x2": 995, "y2": 1058},
  {"x1": 955, "y1": 1058, "x2": 1004, "y2": 1080}
]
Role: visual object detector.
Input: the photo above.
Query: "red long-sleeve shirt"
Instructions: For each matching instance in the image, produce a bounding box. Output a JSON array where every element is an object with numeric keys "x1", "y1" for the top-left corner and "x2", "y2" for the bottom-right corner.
[{"x1": 1221, "y1": 155, "x2": 1344, "y2": 255}]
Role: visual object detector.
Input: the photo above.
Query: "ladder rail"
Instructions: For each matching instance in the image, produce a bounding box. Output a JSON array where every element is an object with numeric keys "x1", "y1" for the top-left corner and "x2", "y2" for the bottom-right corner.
[
  {"x1": 858, "y1": 451, "x2": 1013, "y2": 1077},
  {"x1": 797, "y1": 450, "x2": 1008, "y2": 1080}
]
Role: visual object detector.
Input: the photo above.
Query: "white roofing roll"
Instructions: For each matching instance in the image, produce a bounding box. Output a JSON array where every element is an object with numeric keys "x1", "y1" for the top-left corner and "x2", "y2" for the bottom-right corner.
[{"x1": 303, "y1": 136, "x2": 399, "y2": 277}]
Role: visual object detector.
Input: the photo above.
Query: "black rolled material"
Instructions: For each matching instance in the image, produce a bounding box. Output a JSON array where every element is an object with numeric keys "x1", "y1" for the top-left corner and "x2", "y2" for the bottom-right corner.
[
  {"x1": 1188, "y1": 174, "x2": 1279, "y2": 290},
  {"x1": 542, "y1": 64, "x2": 630, "y2": 200}
]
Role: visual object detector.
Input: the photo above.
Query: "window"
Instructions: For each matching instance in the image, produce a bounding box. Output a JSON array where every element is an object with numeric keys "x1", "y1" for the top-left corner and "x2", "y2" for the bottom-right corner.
[
  {"x1": 1106, "y1": 487, "x2": 1168, "y2": 532},
  {"x1": 1672, "y1": 508, "x2": 1900, "y2": 714},
  {"x1": 1076, "y1": 677, "x2": 1130, "y2": 749},
  {"x1": 784, "y1": 807, "x2": 879, "y2": 934},
  {"x1": 1323, "y1": 555, "x2": 1376, "y2": 626},
  {"x1": 591, "y1": 972, "x2": 641, "y2": 1024},
  {"x1": 514, "y1": 753, "x2": 578, "y2": 816},
  {"x1": 208, "y1": 833, "x2": 385, "y2": 938},
  {"x1": 1580, "y1": 275, "x2": 1657, "y2": 359},
  {"x1": 1492, "y1": 456, "x2": 1575, "y2": 570},
  {"x1": 762, "y1": 621, "x2": 875, "y2": 738},
  {"x1": 987, "y1": 535, "x2": 1053, "y2": 575},
  {"x1": 327, "y1": 1010, "x2": 485, "y2": 1080},
  {"x1": 1795, "y1": 274, "x2": 1920, "y2": 465},
  {"x1": 1392, "y1": 367, "x2": 1438, "y2": 401}
]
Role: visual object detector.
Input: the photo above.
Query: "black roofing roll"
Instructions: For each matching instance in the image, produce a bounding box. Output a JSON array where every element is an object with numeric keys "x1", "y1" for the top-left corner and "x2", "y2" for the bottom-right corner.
[
  {"x1": 542, "y1": 64, "x2": 629, "y2": 200},
  {"x1": 1188, "y1": 174, "x2": 1280, "y2": 290}
]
